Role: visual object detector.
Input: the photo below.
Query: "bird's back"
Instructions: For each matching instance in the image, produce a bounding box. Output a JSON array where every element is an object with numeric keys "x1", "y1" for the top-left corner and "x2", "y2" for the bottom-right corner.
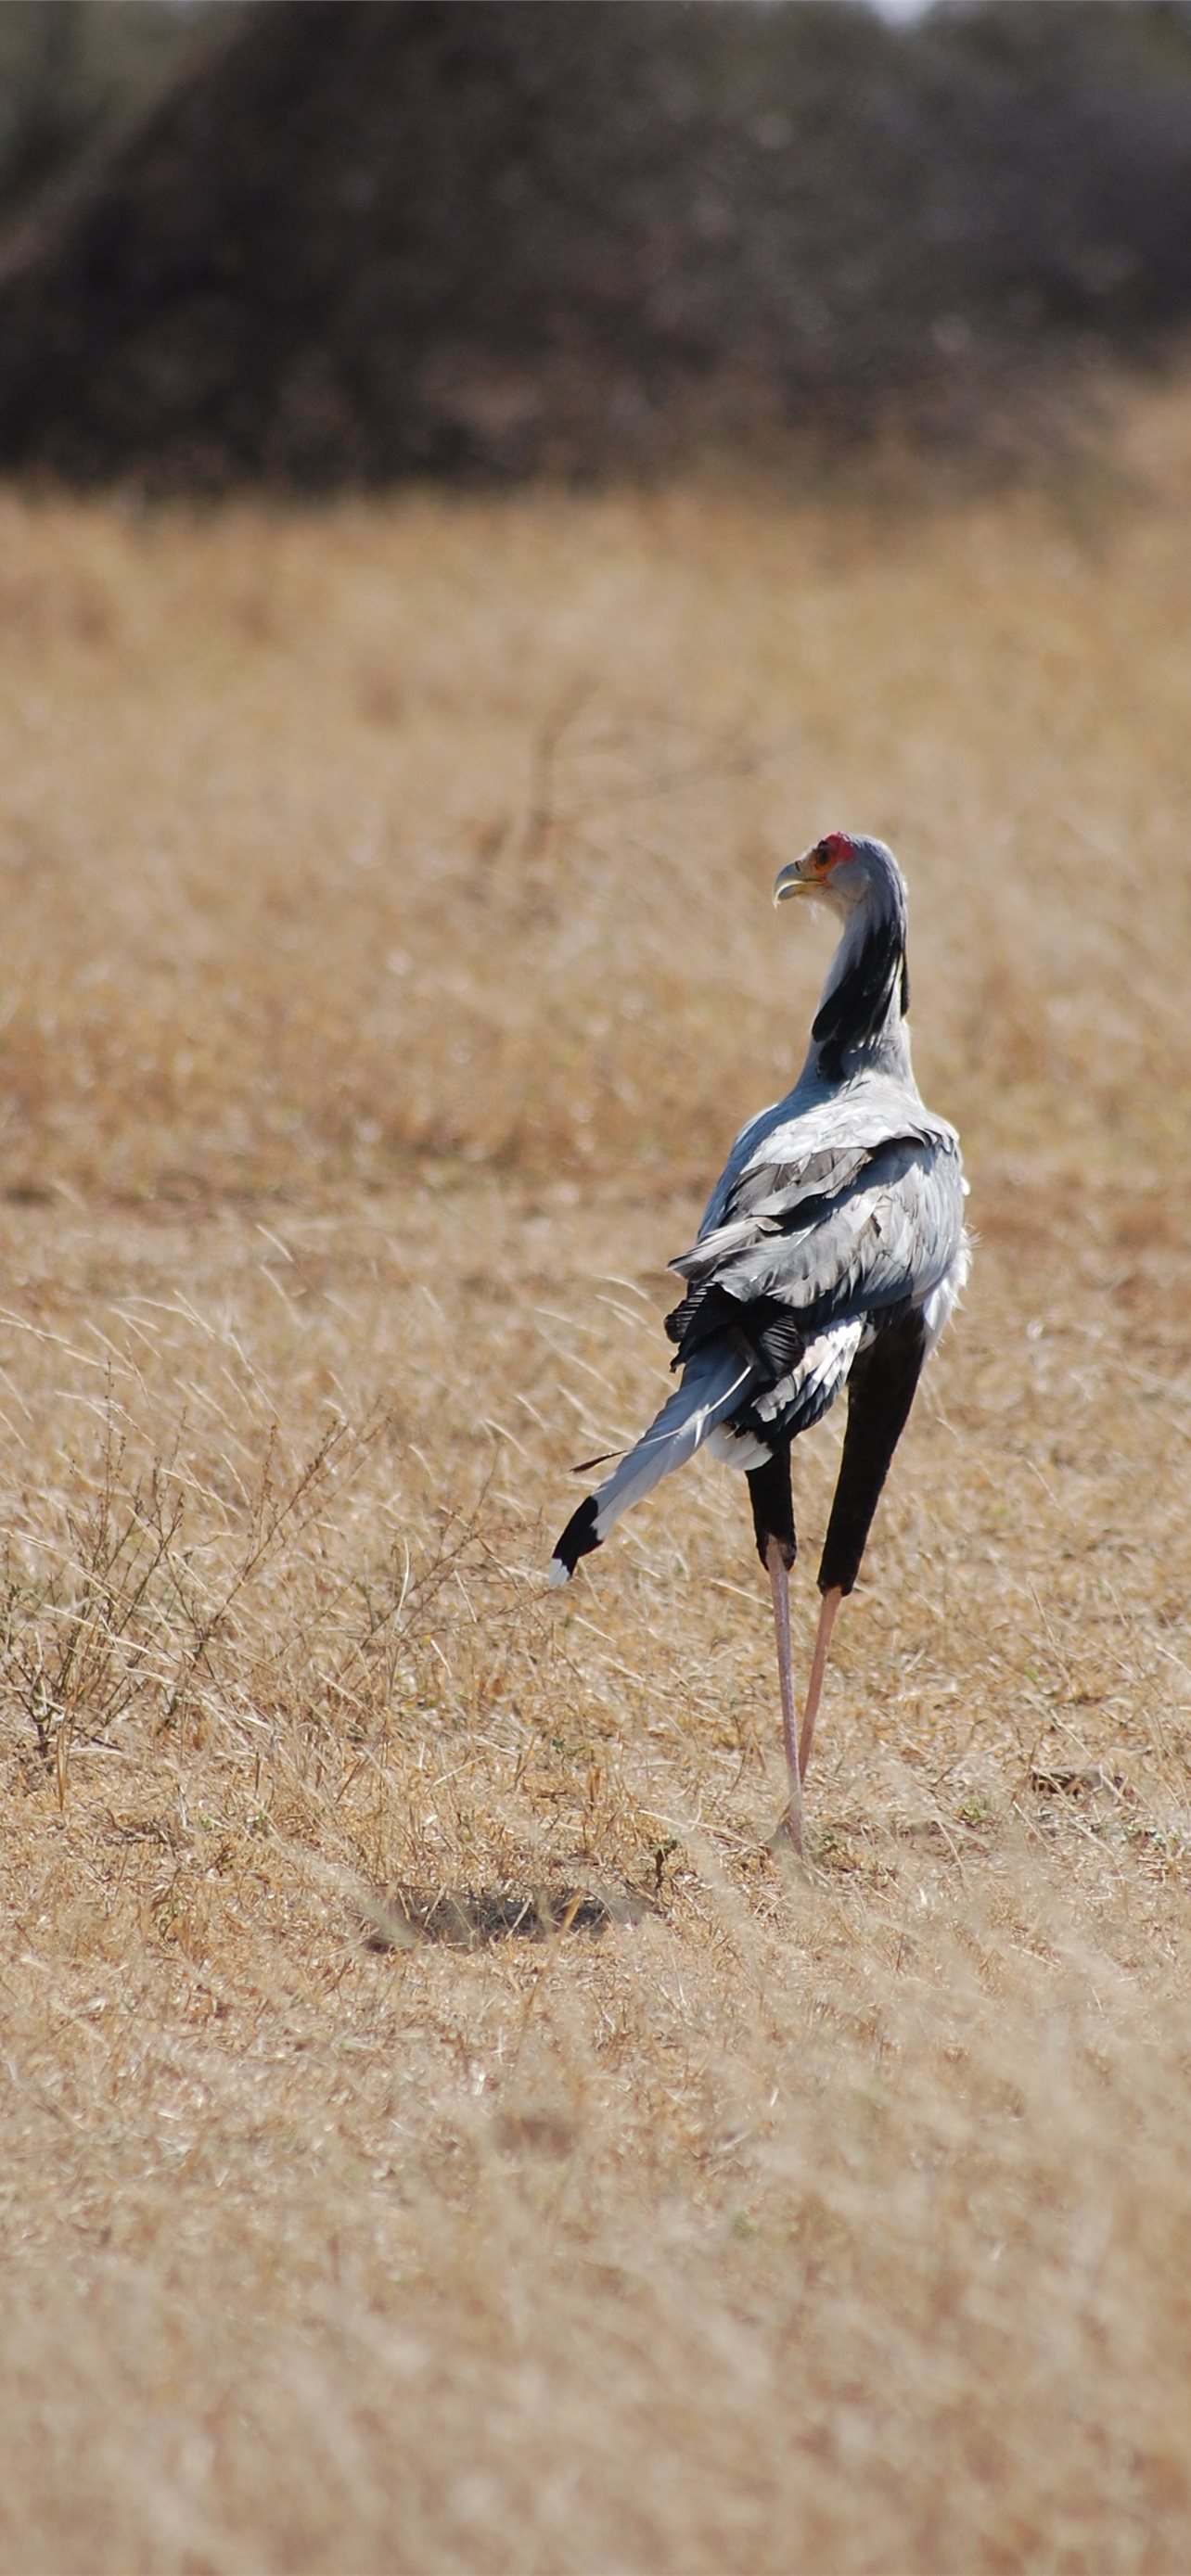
[{"x1": 671, "y1": 1063, "x2": 966, "y2": 1384}]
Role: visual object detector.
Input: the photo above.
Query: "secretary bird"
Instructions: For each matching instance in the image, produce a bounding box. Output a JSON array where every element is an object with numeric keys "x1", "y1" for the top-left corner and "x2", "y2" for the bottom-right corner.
[{"x1": 548, "y1": 831, "x2": 968, "y2": 1854}]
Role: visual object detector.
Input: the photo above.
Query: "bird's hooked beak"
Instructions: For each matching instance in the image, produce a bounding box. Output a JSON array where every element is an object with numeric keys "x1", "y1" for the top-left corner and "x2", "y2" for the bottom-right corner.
[
  {"x1": 773, "y1": 833, "x2": 852, "y2": 908},
  {"x1": 773, "y1": 853, "x2": 826, "y2": 907}
]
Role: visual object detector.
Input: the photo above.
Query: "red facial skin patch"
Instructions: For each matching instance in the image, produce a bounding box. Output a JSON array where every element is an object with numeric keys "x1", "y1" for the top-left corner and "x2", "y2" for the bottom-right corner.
[{"x1": 811, "y1": 831, "x2": 855, "y2": 874}]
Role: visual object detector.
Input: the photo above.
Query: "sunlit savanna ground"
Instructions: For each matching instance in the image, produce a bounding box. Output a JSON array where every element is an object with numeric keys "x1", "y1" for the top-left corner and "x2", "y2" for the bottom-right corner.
[{"x1": 2, "y1": 380, "x2": 1191, "y2": 2572}]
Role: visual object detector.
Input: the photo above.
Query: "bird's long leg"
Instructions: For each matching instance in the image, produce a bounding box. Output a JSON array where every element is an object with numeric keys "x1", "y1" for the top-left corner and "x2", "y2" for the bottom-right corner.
[
  {"x1": 747, "y1": 1454, "x2": 805, "y2": 1850},
  {"x1": 807, "y1": 1310, "x2": 928, "y2": 1788},
  {"x1": 766, "y1": 1535, "x2": 805, "y2": 1856},
  {"x1": 799, "y1": 1583, "x2": 842, "y2": 1780}
]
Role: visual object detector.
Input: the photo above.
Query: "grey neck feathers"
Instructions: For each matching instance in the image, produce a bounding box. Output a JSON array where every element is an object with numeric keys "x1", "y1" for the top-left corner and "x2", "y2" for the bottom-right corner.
[{"x1": 810, "y1": 883, "x2": 911, "y2": 1083}]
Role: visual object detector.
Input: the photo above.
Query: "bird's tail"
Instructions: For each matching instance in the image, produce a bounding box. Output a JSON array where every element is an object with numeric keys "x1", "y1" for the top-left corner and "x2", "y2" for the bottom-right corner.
[{"x1": 548, "y1": 1345, "x2": 752, "y2": 1586}]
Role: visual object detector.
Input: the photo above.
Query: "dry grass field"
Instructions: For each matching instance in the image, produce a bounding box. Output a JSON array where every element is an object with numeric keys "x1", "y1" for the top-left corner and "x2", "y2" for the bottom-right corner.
[{"x1": 2, "y1": 378, "x2": 1191, "y2": 2573}]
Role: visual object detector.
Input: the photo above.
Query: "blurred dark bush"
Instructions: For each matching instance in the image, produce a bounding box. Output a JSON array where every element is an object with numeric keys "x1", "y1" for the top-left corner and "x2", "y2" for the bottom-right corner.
[
  {"x1": 0, "y1": 1, "x2": 225, "y2": 227},
  {"x1": 1, "y1": 0, "x2": 1190, "y2": 489}
]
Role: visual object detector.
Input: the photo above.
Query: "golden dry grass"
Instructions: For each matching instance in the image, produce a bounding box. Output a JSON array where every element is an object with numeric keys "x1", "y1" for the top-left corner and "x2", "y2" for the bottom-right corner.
[{"x1": 2, "y1": 379, "x2": 1191, "y2": 2572}]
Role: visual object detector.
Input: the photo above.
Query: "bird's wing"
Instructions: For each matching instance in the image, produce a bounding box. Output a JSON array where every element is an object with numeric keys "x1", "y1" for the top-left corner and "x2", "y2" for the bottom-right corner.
[
  {"x1": 671, "y1": 1107, "x2": 965, "y2": 1333},
  {"x1": 695, "y1": 1078, "x2": 956, "y2": 1241}
]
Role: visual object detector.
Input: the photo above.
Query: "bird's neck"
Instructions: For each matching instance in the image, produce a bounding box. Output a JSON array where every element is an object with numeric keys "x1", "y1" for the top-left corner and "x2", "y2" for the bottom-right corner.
[{"x1": 807, "y1": 890, "x2": 911, "y2": 1085}]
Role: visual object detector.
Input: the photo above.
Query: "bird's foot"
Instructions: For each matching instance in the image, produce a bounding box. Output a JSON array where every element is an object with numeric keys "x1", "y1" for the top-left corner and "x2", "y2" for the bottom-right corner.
[{"x1": 766, "y1": 1804, "x2": 812, "y2": 1868}]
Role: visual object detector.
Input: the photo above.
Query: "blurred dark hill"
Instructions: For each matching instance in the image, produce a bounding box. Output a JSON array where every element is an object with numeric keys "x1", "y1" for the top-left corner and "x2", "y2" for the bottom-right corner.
[{"x1": 2, "y1": 0, "x2": 1191, "y2": 490}]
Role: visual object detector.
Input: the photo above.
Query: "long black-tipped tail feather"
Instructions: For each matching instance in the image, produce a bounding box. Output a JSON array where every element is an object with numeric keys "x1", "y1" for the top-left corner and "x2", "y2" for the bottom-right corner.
[
  {"x1": 547, "y1": 1344, "x2": 752, "y2": 1587},
  {"x1": 550, "y1": 1494, "x2": 601, "y2": 1581}
]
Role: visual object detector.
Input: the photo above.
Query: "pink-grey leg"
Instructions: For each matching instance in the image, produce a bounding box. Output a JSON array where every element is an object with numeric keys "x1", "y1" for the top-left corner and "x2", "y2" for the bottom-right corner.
[
  {"x1": 799, "y1": 1584, "x2": 843, "y2": 1783},
  {"x1": 766, "y1": 1536, "x2": 806, "y2": 1855}
]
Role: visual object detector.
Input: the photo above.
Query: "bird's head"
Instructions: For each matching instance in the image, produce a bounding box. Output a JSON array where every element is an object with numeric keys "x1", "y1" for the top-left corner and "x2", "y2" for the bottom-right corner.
[
  {"x1": 773, "y1": 831, "x2": 904, "y2": 921},
  {"x1": 774, "y1": 832, "x2": 912, "y2": 1076}
]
